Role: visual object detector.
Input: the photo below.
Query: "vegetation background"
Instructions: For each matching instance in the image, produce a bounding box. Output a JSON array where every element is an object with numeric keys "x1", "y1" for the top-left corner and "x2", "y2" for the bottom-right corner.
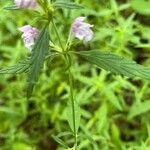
[{"x1": 0, "y1": 0, "x2": 150, "y2": 149}]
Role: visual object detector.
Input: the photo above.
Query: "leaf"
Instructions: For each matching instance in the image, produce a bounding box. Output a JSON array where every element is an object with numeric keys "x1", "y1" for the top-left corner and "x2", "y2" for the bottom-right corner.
[
  {"x1": 0, "y1": 59, "x2": 30, "y2": 74},
  {"x1": 131, "y1": 0, "x2": 150, "y2": 15},
  {"x1": 4, "y1": 5, "x2": 19, "y2": 10},
  {"x1": 76, "y1": 50, "x2": 150, "y2": 80},
  {"x1": 54, "y1": 1, "x2": 84, "y2": 9},
  {"x1": 57, "y1": 131, "x2": 73, "y2": 138},
  {"x1": 45, "y1": 52, "x2": 60, "y2": 61},
  {"x1": 51, "y1": 135, "x2": 68, "y2": 148},
  {"x1": 0, "y1": 107, "x2": 21, "y2": 116},
  {"x1": 105, "y1": 90, "x2": 122, "y2": 110},
  {"x1": 80, "y1": 124, "x2": 96, "y2": 145},
  {"x1": 97, "y1": 103, "x2": 108, "y2": 133},
  {"x1": 0, "y1": 52, "x2": 58, "y2": 74},
  {"x1": 27, "y1": 25, "x2": 49, "y2": 98},
  {"x1": 128, "y1": 100, "x2": 150, "y2": 119},
  {"x1": 66, "y1": 100, "x2": 81, "y2": 134},
  {"x1": 110, "y1": 0, "x2": 118, "y2": 15},
  {"x1": 12, "y1": 142, "x2": 33, "y2": 150}
]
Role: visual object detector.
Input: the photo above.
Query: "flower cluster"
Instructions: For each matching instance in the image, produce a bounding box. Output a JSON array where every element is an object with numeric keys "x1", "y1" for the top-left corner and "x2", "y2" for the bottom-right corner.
[
  {"x1": 19, "y1": 25, "x2": 39, "y2": 50},
  {"x1": 14, "y1": 0, "x2": 39, "y2": 50},
  {"x1": 15, "y1": 0, "x2": 94, "y2": 50},
  {"x1": 14, "y1": 0, "x2": 37, "y2": 8},
  {"x1": 72, "y1": 17, "x2": 93, "y2": 42}
]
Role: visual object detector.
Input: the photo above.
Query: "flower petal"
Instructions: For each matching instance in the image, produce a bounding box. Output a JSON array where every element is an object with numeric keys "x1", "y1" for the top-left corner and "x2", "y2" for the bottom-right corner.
[{"x1": 72, "y1": 16, "x2": 94, "y2": 42}]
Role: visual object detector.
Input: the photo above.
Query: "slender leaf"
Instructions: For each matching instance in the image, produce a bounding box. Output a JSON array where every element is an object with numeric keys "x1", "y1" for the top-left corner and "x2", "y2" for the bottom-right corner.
[
  {"x1": 51, "y1": 135, "x2": 68, "y2": 148},
  {"x1": 105, "y1": 90, "x2": 122, "y2": 110},
  {"x1": 27, "y1": 25, "x2": 49, "y2": 98},
  {"x1": 76, "y1": 50, "x2": 150, "y2": 80},
  {"x1": 54, "y1": 1, "x2": 83, "y2": 9},
  {"x1": 80, "y1": 124, "x2": 96, "y2": 145},
  {"x1": 128, "y1": 100, "x2": 150, "y2": 119},
  {"x1": 4, "y1": 5, "x2": 19, "y2": 10},
  {"x1": 66, "y1": 100, "x2": 81, "y2": 133},
  {"x1": 0, "y1": 59, "x2": 30, "y2": 74},
  {"x1": 45, "y1": 52, "x2": 60, "y2": 61},
  {"x1": 0, "y1": 107, "x2": 21, "y2": 116}
]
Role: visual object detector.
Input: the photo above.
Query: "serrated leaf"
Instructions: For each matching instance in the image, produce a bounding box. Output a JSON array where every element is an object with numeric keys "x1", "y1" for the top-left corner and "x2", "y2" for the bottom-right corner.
[
  {"x1": 4, "y1": 5, "x2": 19, "y2": 10},
  {"x1": 0, "y1": 59, "x2": 30, "y2": 74},
  {"x1": 0, "y1": 52, "x2": 58, "y2": 75},
  {"x1": 76, "y1": 50, "x2": 150, "y2": 80},
  {"x1": 66, "y1": 100, "x2": 81, "y2": 134},
  {"x1": 27, "y1": 25, "x2": 49, "y2": 98},
  {"x1": 54, "y1": 1, "x2": 83, "y2": 9}
]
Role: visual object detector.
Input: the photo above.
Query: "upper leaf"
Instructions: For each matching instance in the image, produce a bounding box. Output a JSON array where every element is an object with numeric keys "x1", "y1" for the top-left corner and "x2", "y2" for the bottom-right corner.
[
  {"x1": 53, "y1": 1, "x2": 83, "y2": 9},
  {"x1": 76, "y1": 50, "x2": 150, "y2": 80},
  {"x1": 27, "y1": 25, "x2": 49, "y2": 98}
]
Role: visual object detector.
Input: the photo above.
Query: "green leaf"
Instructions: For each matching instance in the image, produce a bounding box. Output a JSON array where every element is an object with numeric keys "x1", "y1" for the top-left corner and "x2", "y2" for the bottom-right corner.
[
  {"x1": 0, "y1": 107, "x2": 21, "y2": 116},
  {"x1": 27, "y1": 25, "x2": 49, "y2": 98},
  {"x1": 128, "y1": 100, "x2": 150, "y2": 119},
  {"x1": 66, "y1": 100, "x2": 81, "y2": 134},
  {"x1": 54, "y1": 1, "x2": 84, "y2": 9},
  {"x1": 0, "y1": 59, "x2": 30, "y2": 74},
  {"x1": 0, "y1": 52, "x2": 58, "y2": 74},
  {"x1": 105, "y1": 90, "x2": 122, "y2": 110},
  {"x1": 76, "y1": 50, "x2": 150, "y2": 80},
  {"x1": 45, "y1": 52, "x2": 60, "y2": 61},
  {"x1": 110, "y1": 0, "x2": 118, "y2": 15},
  {"x1": 4, "y1": 5, "x2": 19, "y2": 10},
  {"x1": 131, "y1": 0, "x2": 150, "y2": 15},
  {"x1": 80, "y1": 124, "x2": 96, "y2": 145},
  {"x1": 51, "y1": 135, "x2": 68, "y2": 148},
  {"x1": 57, "y1": 131, "x2": 73, "y2": 138},
  {"x1": 12, "y1": 142, "x2": 34, "y2": 150}
]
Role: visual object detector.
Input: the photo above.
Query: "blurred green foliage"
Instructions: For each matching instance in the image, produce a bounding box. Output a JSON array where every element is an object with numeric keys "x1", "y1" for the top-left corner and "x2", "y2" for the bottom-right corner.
[{"x1": 0, "y1": 0, "x2": 150, "y2": 149}]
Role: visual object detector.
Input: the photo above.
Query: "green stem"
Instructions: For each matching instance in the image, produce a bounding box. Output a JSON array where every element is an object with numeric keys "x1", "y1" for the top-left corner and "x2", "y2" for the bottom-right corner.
[
  {"x1": 51, "y1": 19, "x2": 77, "y2": 149},
  {"x1": 51, "y1": 19, "x2": 65, "y2": 52},
  {"x1": 67, "y1": 56, "x2": 77, "y2": 148}
]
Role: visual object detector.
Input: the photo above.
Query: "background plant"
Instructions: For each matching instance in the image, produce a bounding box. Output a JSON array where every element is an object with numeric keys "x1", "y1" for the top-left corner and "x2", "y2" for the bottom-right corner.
[{"x1": 0, "y1": 0, "x2": 150, "y2": 150}]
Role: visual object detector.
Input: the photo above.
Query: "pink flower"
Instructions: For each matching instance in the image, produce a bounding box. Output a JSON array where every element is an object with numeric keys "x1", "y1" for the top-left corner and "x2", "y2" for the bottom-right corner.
[
  {"x1": 14, "y1": 0, "x2": 37, "y2": 8},
  {"x1": 19, "y1": 25, "x2": 39, "y2": 50},
  {"x1": 72, "y1": 17, "x2": 94, "y2": 42}
]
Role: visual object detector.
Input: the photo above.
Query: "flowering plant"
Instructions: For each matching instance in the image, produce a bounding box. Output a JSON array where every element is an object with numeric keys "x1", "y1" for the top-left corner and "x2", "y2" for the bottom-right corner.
[{"x1": 1, "y1": 0, "x2": 150, "y2": 149}]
